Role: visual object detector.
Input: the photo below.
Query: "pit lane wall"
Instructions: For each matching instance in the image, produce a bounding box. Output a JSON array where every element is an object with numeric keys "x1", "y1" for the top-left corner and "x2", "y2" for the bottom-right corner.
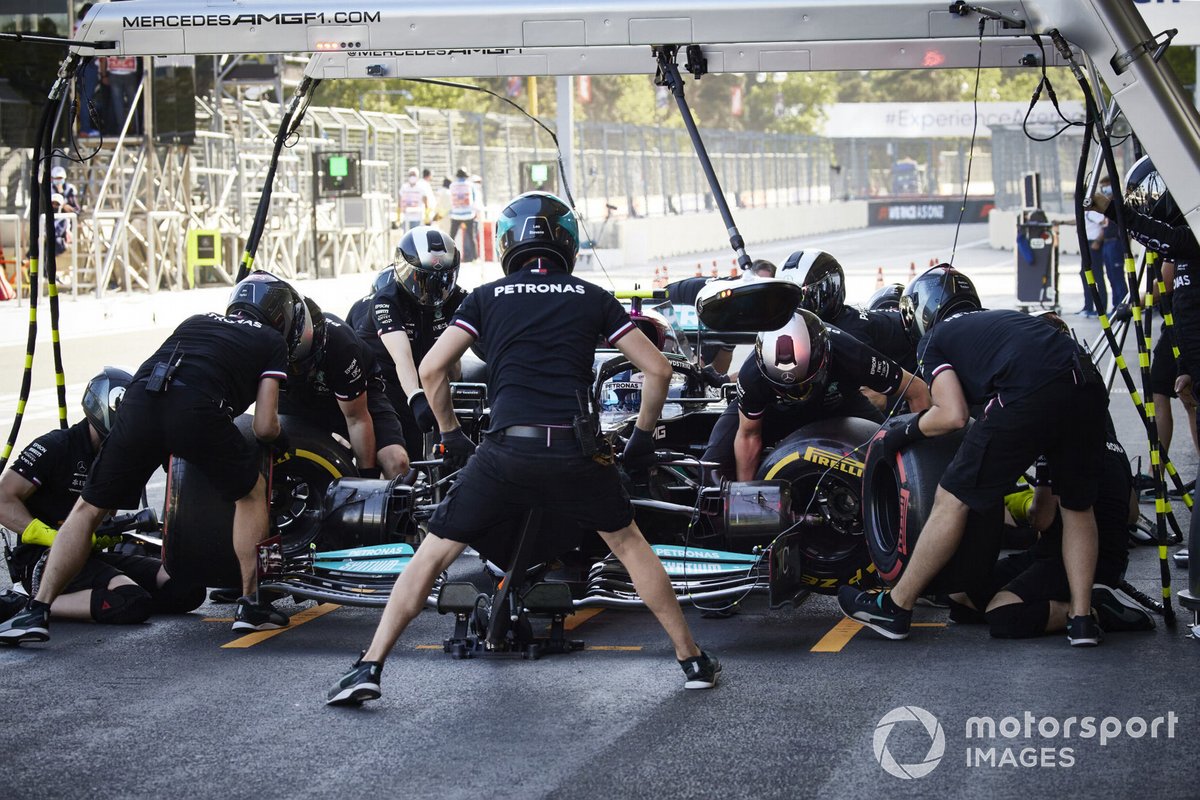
[
  {"x1": 618, "y1": 201, "x2": 868, "y2": 263},
  {"x1": 988, "y1": 208, "x2": 1084, "y2": 256}
]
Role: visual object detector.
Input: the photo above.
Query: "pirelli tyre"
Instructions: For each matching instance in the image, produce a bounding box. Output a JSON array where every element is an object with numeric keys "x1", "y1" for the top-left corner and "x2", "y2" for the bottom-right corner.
[
  {"x1": 162, "y1": 414, "x2": 356, "y2": 587},
  {"x1": 862, "y1": 414, "x2": 1002, "y2": 593},
  {"x1": 755, "y1": 416, "x2": 880, "y2": 595}
]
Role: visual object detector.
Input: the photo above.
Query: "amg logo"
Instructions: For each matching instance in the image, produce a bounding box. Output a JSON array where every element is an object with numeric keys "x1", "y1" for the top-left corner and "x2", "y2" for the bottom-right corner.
[
  {"x1": 802, "y1": 446, "x2": 864, "y2": 478},
  {"x1": 350, "y1": 48, "x2": 518, "y2": 57}
]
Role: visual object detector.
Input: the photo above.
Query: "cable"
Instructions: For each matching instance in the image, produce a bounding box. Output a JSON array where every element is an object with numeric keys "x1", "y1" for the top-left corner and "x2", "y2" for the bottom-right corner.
[{"x1": 948, "y1": 18, "x2": 987, "y2": 266}]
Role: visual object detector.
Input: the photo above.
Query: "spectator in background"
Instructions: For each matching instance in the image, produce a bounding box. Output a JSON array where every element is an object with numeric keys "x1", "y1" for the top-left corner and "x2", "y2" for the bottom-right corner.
[
  {"x1": 100, "y1": 55, "x2": 140, "y2": 136},
  {"x1": 399, "y1": 168, "x2": 429, "y2": 232},
  {"x1": 74, "y1": 3, "x2": 102, "y2": 138},
  {"x1": 1098, "y1": 178, "x2": 1127, "y2": 312},
  {"x1": 431, "y1": 177, "x2": 453, "y2": 236},
  {"x1": 51, "y1": 166, "x2": 81, "y2": 214},
  {"x1": 1079, "y1": 198, "x2": 1108, "y2": 317},
  {"x1": 419, "y1": 169, "x2": 435, "y2": 223},
  {"x1": 448, "y1": 168, "x2": 480, "y2": 262}
]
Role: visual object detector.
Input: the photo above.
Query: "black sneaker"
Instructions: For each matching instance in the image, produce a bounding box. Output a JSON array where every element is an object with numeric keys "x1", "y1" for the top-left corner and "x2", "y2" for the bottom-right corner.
[
  {"x1": 837, "y1": 585, "x2": 911, "y2": 640},
  {"x1": 327, "y1": 653, "x2": 383, "y2": 706},
  {"x1": 0, "y1": 590, "x2": 27, "y2": 624},
  {"x1": 679, "y1": 650, "x2": 721, "y2": 689},
  {"x1": 1092, "y1": 584, "x2": 1155, "y2": 632},
  {"x1": 1067, "y1": 613, "x2": 1103, "y2": 647},
  {"x1": 0, "y1": 600, "x2": 50, "y2": 645},
  {"x1": 232, "y1": 597, "x2": 289, "y2": 632}
]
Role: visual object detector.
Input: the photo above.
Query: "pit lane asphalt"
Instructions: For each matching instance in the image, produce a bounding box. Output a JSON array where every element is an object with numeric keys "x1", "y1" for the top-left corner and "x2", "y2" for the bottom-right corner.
[{"x1": 1, "y1": 223, "x2": 1197, "y2": 798}]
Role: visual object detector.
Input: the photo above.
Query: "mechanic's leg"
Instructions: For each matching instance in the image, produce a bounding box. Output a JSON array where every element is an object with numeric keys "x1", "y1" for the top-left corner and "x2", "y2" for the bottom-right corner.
[
  {"x1": 377, "y1": 444, "x2": 410, "y2": 480},
  {"x1": 985, "y1": 591, "x2": 1068, "y2": 636},
  {"x1": 600, "y1": 523, "x2": 701, "y2": 662},
  {"x1": 363, "y1": 533, "x2": 466, "y2": 663},
  {"x1": 32, "y1": 498, "x2": 110, "y2": 606},
  {"x1": 889, "y1": 487, "x2": 971, "y2": 610},
  {"x1": 233, "y1": 473, "x2": 270, "y2": 597},
  {"x1": 1155, "y1": 393, "x2": 1174, "y2": 456},
  {"x1": 1060, "y1": 507, "x2": 1099, "y2": 619}
]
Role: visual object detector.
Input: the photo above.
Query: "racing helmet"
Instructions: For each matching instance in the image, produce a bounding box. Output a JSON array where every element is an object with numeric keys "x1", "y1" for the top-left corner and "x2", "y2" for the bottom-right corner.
[
  {"x1": 867, "y1": 282, "x2": 905, "y2": 311},
  {"x1": 290, "y1": 297, "x2": 328, "y2": 378},
  {"x1": 1124, "y1": 156, "x2": 1184, "y2": 228},
  {"x1": 899, "y1": 265, "x2": 980, "y2": 343},
  {"x1": 226, "y1": 270, "x2": 312, "y2": 359},
  {"x1": 392, "y1": 226, "x2": 461, "y2": 306},
  {"x1": 780, "y1": 250, "x2": 845, "y2": 321},
  {"x1": 81, "y1": 366, "x2": 133, "y2": 439},
  {"x1": 629, "y1": 305, "x2": 679, "y2": 353},
  {"x1": 496, "y1": 191, "x2": 580, "y2": 274},
  {"x1": 754, "y1": 310, "x2": 831, "y2": 402}
]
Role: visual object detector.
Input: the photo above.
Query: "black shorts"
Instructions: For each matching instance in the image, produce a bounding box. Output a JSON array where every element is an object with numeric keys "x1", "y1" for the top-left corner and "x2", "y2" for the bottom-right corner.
[
  {"x1": 1150, "y1": 327, "x2": 1178, "y2": 398},
  {"x1": 939, "y1": 378, "x2": 1107, "y2": 512},
  {"x1": 83, "y1": 383, "x2": 260, "y2": 508},
  {"x1": 279, "y1": 380, "x2": 407, "y2": 452},
  {"x1": 17, "y1": 549, "x2": 161, "y2": 596},
  {"x1": 428, "y1": 432, "x2": 634, "y2": 545}
]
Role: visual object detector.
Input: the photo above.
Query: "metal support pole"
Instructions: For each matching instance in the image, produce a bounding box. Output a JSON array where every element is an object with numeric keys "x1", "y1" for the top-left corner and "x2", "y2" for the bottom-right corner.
[{"x1": 555, "y1": 75, "x2": 575, "y2": 200}]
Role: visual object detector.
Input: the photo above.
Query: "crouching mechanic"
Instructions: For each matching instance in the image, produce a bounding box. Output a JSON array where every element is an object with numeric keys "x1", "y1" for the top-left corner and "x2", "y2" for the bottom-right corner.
[
  {"x1": 0, "y1": 368, "x2": 204, "y2": 626},
  {"x1": 839, "y1": 266, "x2": 1108, "y2": 646},
  {"x1": 0, "y1": 270, "x2": 300, "y2": 644},
  {"x1": 347, "y1": 226, "x2": 465, "y2": 458},
  {"x1": 282, "y1": 298, "x2": 409, "y2": 479},
  {"x1": 327, "y1": 191, "x2": 718, "y2": 706},
  {"x1": 701, "y1": 310, "x2": 930, "y2": 482}
]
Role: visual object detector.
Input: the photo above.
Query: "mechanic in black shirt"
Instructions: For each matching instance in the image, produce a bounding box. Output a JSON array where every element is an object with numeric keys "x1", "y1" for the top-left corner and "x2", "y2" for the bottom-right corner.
[
  {"x1": 839, "y1": 266, "x2": 1108, "y2": 646},
  {"x1": 780, "y1": 249, "x2": 916, "y2": 371},
  {"x1": 0, "y1": 369, "x2": 204, "y2": 626},
  {"x1": 328, "y1": 192, "x2": 718, "y2": 705},
  {"x1": 701, "y1": 309, "x2": 929, "y2": 481},
  {"x1": 347, "y1": 226, "x2": 466, "y2": 457},
  {"x1": 1, "y1": 271, "x2": 299, "y2": 645},
  {"x1": 282, "y1": 299, "x2": 409, "y2": 479}
]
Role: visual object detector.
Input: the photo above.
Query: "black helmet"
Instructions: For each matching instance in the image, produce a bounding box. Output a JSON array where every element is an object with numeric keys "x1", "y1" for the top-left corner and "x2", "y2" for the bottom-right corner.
[
  {"x1": 867, "y1": 283, "x2": 905, "y2": 311},
  {"x1": 392, "y1": 226, "x2": 460, "y2": 306},
  {"x1": 82, "y1": 366, "x2": 133, "y2": 438},
  {"x1": 781, "y1": 250, "x2": 845, "y2": 321},
  {"x1": 290, "y1": 297, "x2": 327, "y2": 378},
  {"x1": 496, "y1": 191, "x2": 579, "y2": 274},
  {"x1": 1124, "y1": 156, "x2": 1184, "y2": 228},
  {"x1": 226, "y1": 270, "x2": 311, "y2": 359},
  {"x1": 899, "y1": 265, "x2": 980, "y2": 342},
  {"x1": 754, "y1": 310, "x2": 830, "y2": 402}
]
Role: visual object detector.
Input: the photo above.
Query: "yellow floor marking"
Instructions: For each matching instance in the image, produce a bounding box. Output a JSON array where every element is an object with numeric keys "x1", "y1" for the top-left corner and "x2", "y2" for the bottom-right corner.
[
  {"x1": 587, "y1": 645, "x2": 642, "y2": 651},
  {"x1": 810, "y1": 618, "x2": 863, "y2": 652},
  {"x1": 202, "y1": 618, "x2": 234, "y2": 623},
  {"x1": 564, "y1": 607, "x2": 604, "y2": 631},
  {"x1": 221, "y1": 603, "x2": 341, "y2": 649},
  {"x1": 912, "y1": 622, "x2": 948, "y2": 627},
  {"x1": 416, "y1": 644, "x2": 442, "y2": 650}
]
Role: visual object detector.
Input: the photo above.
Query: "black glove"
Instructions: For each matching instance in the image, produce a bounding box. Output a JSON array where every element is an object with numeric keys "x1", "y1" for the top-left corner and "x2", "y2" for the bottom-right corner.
[
  {"x1": 439, "y1": 428, "x2": 476, "y2": 472},
  {"x1": 622, "y1": 426, "x2": 657, "y2": 470},
  {"x1": 358, "y1": 465, "x2": 382, "y2": 480},
  {"x1": 700, "y1": 365, "x2": 729, "y2": 389},
  {"x1": 1032, "y1": 456, "x2": 1052, "y2": 488},
  {"x1": 259, "y1": 427, "x2": 291, "y2": 463},
  {"x1": 409, "y1": 390, "x2": 438, "y2": 433},
  {"x1": 1111, "y1": 302, "x2": 1132, "y2": 323},
  {"x1": 874, "y1": 411, "x2": 927, "y2": 462}
]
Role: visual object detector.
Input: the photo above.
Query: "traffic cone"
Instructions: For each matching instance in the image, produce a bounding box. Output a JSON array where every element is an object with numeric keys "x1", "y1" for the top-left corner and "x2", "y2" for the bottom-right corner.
[
  {"x1": 711, "y1": 260, "x2": 719, "y2": 278},
  {"x1": 694, "y1": 262, "x2": 703, "y2": 277},
  {"x1": 909, "y1": 261, "x2": 917, "y2": 281},
  {"x1": 652, "y1": 266, "x2": 663, "y2": 288},
  {"x1": 929, "y1": 257, "x2": 937, "y2": 267},
  {"x1": 875, "y1": 267, "x2": 884, "y2": 289}
]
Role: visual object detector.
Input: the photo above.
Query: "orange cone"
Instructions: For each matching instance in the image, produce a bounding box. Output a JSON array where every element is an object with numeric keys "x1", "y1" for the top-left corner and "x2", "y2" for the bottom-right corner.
[
  {"x1": 929, "y1": 257, "x2": 937, "y2": 267},
  {"x1": 875, "y1": 267, "x2": 884, "y2": 289},
  {"x1": 652, "y1": 266, "x2": 663, "y2": 288},
  {"x1": 909, "y1": 261, "x2": 917, "y2": 281},
  {"x1": 694, "y1": 263, "x2": 703, "y2": 277}
]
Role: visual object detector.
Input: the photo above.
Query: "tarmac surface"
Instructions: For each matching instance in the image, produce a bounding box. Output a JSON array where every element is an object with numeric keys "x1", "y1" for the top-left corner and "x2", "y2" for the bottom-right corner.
[{"x1": 1, "y1": 222, "x2": 1197, "y2": 799}]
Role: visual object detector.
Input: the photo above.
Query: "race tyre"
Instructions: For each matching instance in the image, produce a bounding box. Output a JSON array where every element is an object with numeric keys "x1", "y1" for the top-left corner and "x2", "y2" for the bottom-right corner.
[
  {"x1": 756, "y1": 416, "x2": 880, "y2": 595},
  {"x1": 162, "y1": 414, "x2": 356, "y2": 587},
  {"x1": 862, "y1": 415, "x2": 1002, "y2": 593}
]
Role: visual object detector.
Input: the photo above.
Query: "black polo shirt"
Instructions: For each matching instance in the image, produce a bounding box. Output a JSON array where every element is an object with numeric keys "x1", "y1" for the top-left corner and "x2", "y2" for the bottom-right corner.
[
  {"x1": 9, "y1": 420, "x2": 95, "y2": 526},
  {"x1": 348, "y1": 284, "x2": 467, "y2": 375},
  {"x1": 830, "y1": 305, "x2": 916, "y2": 371},
  {"x1": 451, "y1": 267, "x2": 634, "y2": 429},
  {"x1": 736, "y1": 325, "x2": 904, "y2": 419},
  {"x1": 130, "y1": 313, "x2": 289, "y2": 413},
  {"x1": 286, "y1": 314, "x2": 378, "y2": 404},
  {"x1": 918, "y1": 309, "x2": 1076, "y2": 407}
]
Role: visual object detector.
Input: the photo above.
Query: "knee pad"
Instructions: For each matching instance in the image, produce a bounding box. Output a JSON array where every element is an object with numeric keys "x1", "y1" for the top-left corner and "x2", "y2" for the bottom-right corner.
[
  {"x1": 151, "y1": 579, "x2": 206, "y2": 615},
  {"x1": 986, "y1": 601, "x2": 1050, "y2": 639},
  {"x1": 91, "y1": 584, "x2": 153, "y2": 625}
]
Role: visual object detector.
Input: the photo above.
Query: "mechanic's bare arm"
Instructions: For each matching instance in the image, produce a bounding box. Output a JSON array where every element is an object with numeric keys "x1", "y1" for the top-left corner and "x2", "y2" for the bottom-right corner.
[
  {"x1": 252, "y1": 377, "x2": 282, "y2": 441},
  {"x1": 897, "y1": 370, "x2": 931, "y2": 412},
  {"x1": 615, "y1": 329, "x2": 672, "y2": 433},
  {"x1": 734, "y1": 412, "x2": 764, "y2": 482},
  {"x1": 0, "y1": 470, "x2": 38, "y2": 534},
  {"x1": 337, "y1": 393, "x2": 378, "y2": 469},
  {"x1": 918, "y1": 369, "x2": 970, "y2": 437},
  {"x1": 381, "y1": 330, "x2": 422, "y2": 398},
  {"x1": 1028, "y1": 484, "x2": 1059, "y2": 532},
  {"x1": 419, "y1": 326, "x2": 475, "y2": 433},
  {"x1": 1176, "y1": 373, "x2": 1195, "y2": 407}
]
